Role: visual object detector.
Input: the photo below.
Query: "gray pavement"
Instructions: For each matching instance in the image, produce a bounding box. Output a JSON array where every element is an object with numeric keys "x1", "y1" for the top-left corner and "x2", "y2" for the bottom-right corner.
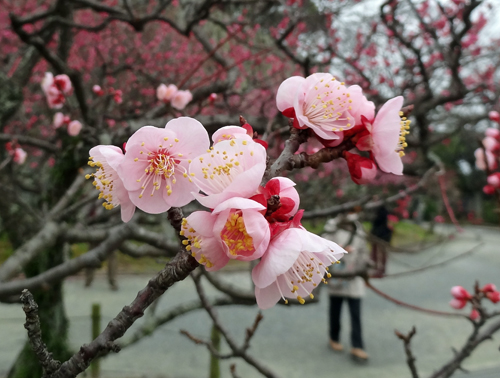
[{"x1": 1, "y1": 225, "x2": 500, "y2": 378}]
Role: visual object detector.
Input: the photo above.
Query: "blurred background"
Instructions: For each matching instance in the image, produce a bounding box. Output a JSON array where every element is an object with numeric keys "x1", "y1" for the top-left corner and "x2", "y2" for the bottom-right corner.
[{"x1": 1, "y1": 0, "x2": 500, "y2": 377}]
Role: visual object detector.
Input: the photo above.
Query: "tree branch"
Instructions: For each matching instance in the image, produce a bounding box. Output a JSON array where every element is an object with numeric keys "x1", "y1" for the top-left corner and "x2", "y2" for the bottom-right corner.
[{"x1": 21, "y1": 289, "x2": 62, "y2": 375}]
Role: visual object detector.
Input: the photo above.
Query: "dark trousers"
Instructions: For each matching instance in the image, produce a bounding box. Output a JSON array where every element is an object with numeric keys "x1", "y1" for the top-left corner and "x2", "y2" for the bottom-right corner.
[{"x1": 329, "y1": 296, "x2": 364, "y2": 349}]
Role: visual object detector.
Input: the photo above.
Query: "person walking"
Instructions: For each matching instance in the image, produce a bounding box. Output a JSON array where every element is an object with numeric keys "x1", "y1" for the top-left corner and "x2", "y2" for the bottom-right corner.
[{"x1": 323, "y1": 215, "x2": 370, "y2": 361}]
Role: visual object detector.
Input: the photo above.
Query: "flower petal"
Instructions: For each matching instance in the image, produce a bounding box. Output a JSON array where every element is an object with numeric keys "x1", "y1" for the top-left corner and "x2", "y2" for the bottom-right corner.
[
  {"x1": 255, "y1": 284, "x2": 283, "y2": 309},
  {"x1": 276, "y1": 76, "x2": 305, "y2": 112}
]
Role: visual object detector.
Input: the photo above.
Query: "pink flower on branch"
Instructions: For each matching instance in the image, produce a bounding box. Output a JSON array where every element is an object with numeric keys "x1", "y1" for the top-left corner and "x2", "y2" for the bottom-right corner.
[
  {"x1": 41, "y1": 72, "x2": 72, "y2": 109},
  {"x1": 92, "y1": 85, "x2": 104, "y2": 96},
  {"x1": 189, "y1": 138, "x2": 267, "y2": 209},
  {"x1": 53, "y1": 112, "x2": 69, "y2": 129},
  {"x1": 87, "y1": 145, "x2": 136, "y2": 223},
  {"x1": 355, "y1": 96, "x2": 408, "y2": 175},
  {"x1": 276, "y1": 73, "x2": 357, "y2": 140},
  {"x1": 252, "y1": 227, "x2": 346, "y2": 309},
  {"x1": 181, "y1": 197, "x2": 270, "y2": 270},
  {"x1": 68, "y1": 120, "x2": 82, "y2": 136},
  {"x1": 489, "y1": 111, "x2": 500, "y2": 124},
  {"x1": 157, "y1": 84, "x2": 178, "y2": 102},
  {"x1": 118, "y1": 117, "x2": 209, "y2": 214},
  {"x1": 486, "y1": 291, "x2": 500, "y2": 304},
  {"x1": 171, "y1": 90, "x2": 193, "y2": 110},
  {"x1": 474, "y1": 148, "x2": 498, "y2": 171},
  {"x1": 13, "y1": 148, "x2": 27, "y2": 164}
]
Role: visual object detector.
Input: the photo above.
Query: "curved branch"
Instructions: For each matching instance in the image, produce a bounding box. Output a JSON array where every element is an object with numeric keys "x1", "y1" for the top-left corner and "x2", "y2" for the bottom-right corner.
[
  {"x1": 0, "y1": 221, "x2": 62, "y2": 282},
  {"x1": 0, "y1": 224, "x2": 131, "y2": 298},
  {"x1": 0, "y1": 134, "x2": 59, "y2": 152}
]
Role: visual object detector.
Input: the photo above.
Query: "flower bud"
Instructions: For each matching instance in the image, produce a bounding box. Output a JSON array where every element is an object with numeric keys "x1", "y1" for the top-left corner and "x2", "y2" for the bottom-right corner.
[
  {"x1": 344, "y1": 151, "x2": 377, "y2": 185},
  {"x1": 486, "y1": 291, "x2": 500, "y2": 304},
  {"x1": 469, "y1": 309, "x2": 480, "y2": 320},
  {"x1": 449, "y1": 298, "x2": 467, "y2": 310},
  {"x1": 481, "y1": 283, "x2": 497, "y2": 293},
  {"x1": 451, "y1": 286, "x2": 472, "y2": 300}
]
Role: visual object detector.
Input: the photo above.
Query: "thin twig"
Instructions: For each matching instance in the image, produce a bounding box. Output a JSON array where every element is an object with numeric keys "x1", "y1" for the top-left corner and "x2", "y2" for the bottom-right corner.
[{"x1": 395, "y1": 327, "x2": 419, "y2": 378}]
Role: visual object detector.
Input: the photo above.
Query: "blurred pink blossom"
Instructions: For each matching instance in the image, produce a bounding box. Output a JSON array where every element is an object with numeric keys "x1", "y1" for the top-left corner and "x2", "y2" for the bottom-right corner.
[
  {"x1": 171, "y1": 90, "x2": 193, "y2": 110},
  {"x1": 68, "y1": 120, "x2": 82, "y2": 136}
]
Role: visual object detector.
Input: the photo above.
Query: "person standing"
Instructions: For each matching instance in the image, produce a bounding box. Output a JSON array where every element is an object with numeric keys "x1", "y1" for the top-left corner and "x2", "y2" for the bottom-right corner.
[
  {"x1": 370, "y1": 205, "x2": 393, "y2": 277},
  {"x1": 323, "y1": 215, "x2": 370, "y2": 361}
]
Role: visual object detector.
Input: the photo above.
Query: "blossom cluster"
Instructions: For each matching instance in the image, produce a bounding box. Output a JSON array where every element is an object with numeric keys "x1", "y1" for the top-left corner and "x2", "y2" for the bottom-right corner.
[
  {"x1": 87, "y1": 119, "x2": 346, "y2": 309},
  {"x1": 5, "y1": 142, "x2": 27, "y2": 165},
  {"x1": 476, "y1": 111, "x2": 500, "y2": 195},
  {"x1": 156, "y1": 84, "x2": 193, "y2": 110},
  {"x1": 277, "y1": 73, "x2": 410, "y2": 184},
  {"x1": 41, "y1": 73, "x2": 72, "y2": 109},
  {"x1": 449, "y1": 284, "x2": 499, "y2": 320},
  {"x1": 87, "y1": 73, "x2": 411, "y2": 309}
]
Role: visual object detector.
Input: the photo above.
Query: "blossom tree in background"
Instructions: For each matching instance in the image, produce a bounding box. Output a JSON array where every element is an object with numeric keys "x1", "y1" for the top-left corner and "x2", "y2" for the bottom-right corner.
[{"x1": 1, "y1": 0, "x2": 500, "y2": 378}]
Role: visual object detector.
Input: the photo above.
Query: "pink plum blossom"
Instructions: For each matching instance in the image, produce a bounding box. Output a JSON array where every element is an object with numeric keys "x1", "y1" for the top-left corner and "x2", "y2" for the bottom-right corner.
[
  {"x1": 53, "y1": 74, "x2": 72, "y2": 93},
  {"x1": 13, "y1": 148, "x2": 27, "y2": 164},
  {"x1": 345, "y1": 85, "x2": 375, "y2": 126},
  {"x1": 485, "y1": 127, "x2": 500, "y2": 140},
  {"x1": 118, "y1": 117, "x2": 209, "y2": 214},
  {"x1": 489, "y1": 111, "x2": 500, "y2": 124},
  {"x1": 41, "y1": 73, "x2": 72, "y2": 109},
  {"x1": 483, "y1": 136, "x2": 500, "y2": 152},
  {"x1": 449, "y1": 298, "x2": 467, "y2": 310},
  {"x1": 181, "y1": 197, "x2": 270, "y2": 270},
  {"x1": 356, "y1": 96, "x2": 408, "y2": 175},
  {"x1": 483, "y1": 185, "x2": 496, "y2": 195},
  {"x1": 474, "y1": 148, "x2": 498, "y2": 170},
  {"x1": 344, "y1": 151, "x2": 377, "y2": 184},
  {"x1": 113, "y1": 89, "x2": 123, "y2": 104},
  {"x1": 276, "y1": 73, "x2": 356, "y2": 140},
  {"x1": 252, "y1": 227, "x2": 346, "y2": 309},
  {"x1": 481, "y1": 283, "x2": 497, "y2": 293},
  {"x1": 487, "y1": 291, "x2": 500, "y2": 303},
  {"x1": 171, "y1": 90, "x2": 193, "y2": 110},
  {"x1": 451, "y1": 286, "x2": 472, "y2": 300},
  {"x1": 53, "y1": 112, "x2": 67, "y2": 128},
  {"x1": 88, "y1": 145, "x2": 136, "y2": 222},
  {"x1": 92, "y1": 85, "x2": 104, "y2": 96},
  {"x1": 487, "y1": 173, "x2": 500, "y2": 188},
  {"x1": 156, "y1": 84, "x2": 178, "y2": 102},
  {"x1": 209, "y1": 93, "x2": 218, "y2": 102},
  {"x1": 189, "y1": 138, "x2": 267, "y2": 209},
  {"x1": 68, "y1": 120, "x2": 82, "y2": 136}
]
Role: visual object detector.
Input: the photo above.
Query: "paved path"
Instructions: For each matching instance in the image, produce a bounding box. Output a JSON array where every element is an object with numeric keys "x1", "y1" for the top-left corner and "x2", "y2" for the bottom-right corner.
[{"x1": 1, "y1": 225, "x2": 500, "y2": 378}]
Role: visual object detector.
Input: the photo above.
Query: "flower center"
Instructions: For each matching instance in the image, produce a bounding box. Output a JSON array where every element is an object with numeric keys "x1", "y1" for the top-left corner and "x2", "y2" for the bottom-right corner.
[
  {"x1": 87, "y1": 157, "x2": 115, "y2": 210},
  {"x1": 303, "y1": 77, "x2": 353, "y2": 132},
  {"x1": 180, "y1": 218, "x2": 214, "y2": 269},
  {"x1": 221, "y1": 211, "x2": 255, "y2": 257},
  {"x1": 396, "y1": 112, "x2": 411, "y2": 157},
  {"x1": 134, "y1": 139, "x2": 191, "y2": 198},
  {"x1": 198, "y1": 140, "x2": 249, "y2": 191}
]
